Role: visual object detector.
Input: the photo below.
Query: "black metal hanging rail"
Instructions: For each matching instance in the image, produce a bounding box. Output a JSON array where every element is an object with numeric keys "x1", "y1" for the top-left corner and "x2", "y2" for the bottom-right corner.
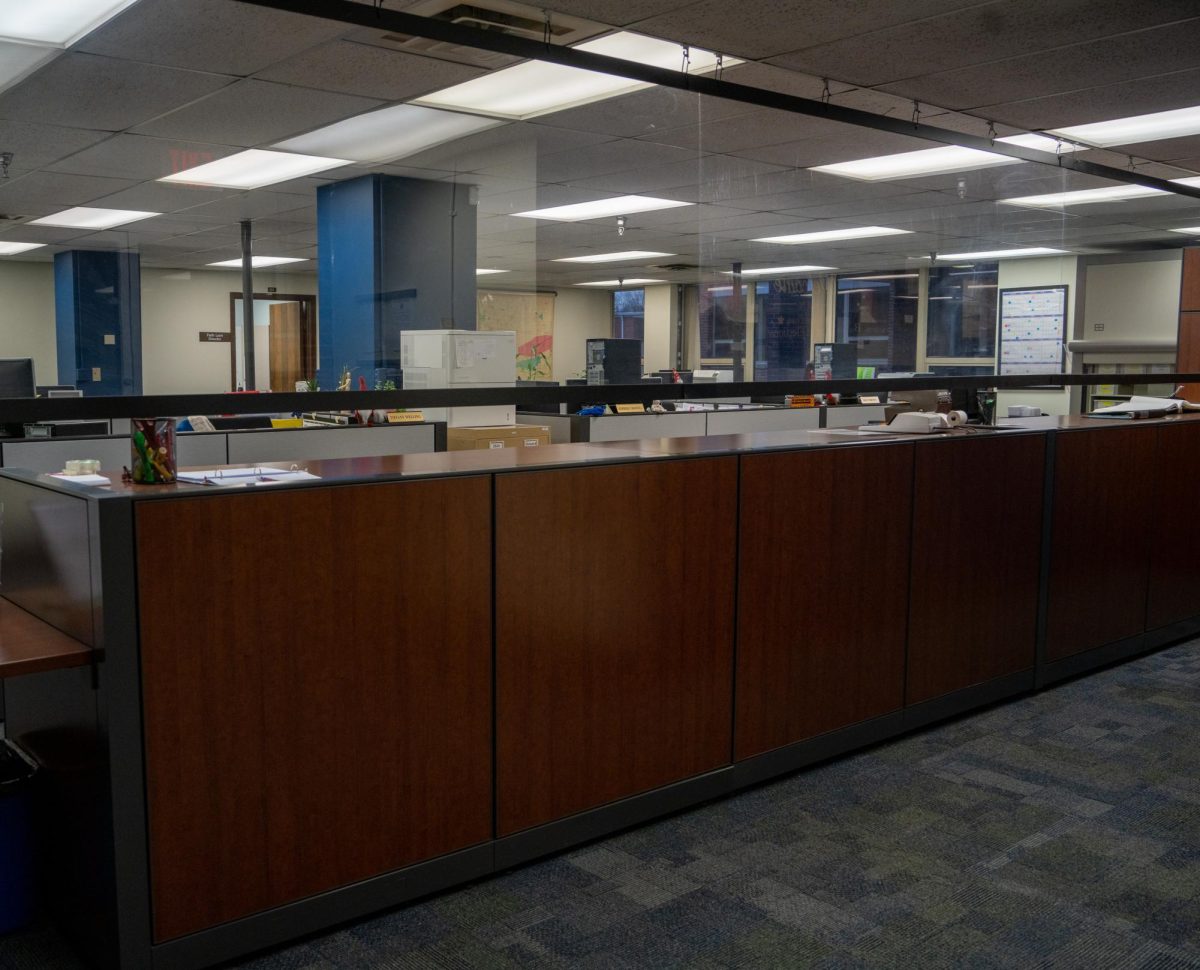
[
  {"x1": 236, "y1": 0, "x2": 1200, "y2": 200},
  {"x1": 2, "y1": 373, "x2": 1196, "y2": 424}
]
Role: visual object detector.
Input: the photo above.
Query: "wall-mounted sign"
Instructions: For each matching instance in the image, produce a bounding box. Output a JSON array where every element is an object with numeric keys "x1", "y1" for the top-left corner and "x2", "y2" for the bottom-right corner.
[{"x1": 199, "y1": 331, "x2": 232, "y2": 343}]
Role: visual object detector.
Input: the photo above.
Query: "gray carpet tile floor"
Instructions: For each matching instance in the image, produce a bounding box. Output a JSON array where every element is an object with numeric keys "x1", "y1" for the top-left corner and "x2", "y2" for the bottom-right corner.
[{"x1": 4, "y1": 639, "x2": 1200, "y2": 969}]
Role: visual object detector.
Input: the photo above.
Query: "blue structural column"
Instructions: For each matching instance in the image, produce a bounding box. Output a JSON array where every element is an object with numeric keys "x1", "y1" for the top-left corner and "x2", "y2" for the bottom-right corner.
[
  {"x1": 316, "y1": 174, "x2": 477, "y2": 389},
  {"x1": 54, "y1": 251, "x2": 142, "y2": 396}
]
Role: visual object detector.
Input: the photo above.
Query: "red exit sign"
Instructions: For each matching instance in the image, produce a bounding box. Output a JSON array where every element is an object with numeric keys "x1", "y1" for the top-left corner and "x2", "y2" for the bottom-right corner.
[{"x1": 168, "y1": 148, "x2": 216, "y2": 177}]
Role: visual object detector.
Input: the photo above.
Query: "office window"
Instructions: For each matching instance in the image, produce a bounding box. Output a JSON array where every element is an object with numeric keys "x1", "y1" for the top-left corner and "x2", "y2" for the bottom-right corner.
[
  {"x1": 754, "y1": 278, "x2": 813, "y2": 380},
  {"x1": 835, "y1": 272, "x2": 919, "y2": 371},
  {"x1": 612, "y1": 288, "x2": 645, "y2": 342},
  {"x1": 698, "y1": 282, "x2": 745, "y2": 362},
  {"x1": 927, "y1": 264, "x2": 999, "y2": 360}
]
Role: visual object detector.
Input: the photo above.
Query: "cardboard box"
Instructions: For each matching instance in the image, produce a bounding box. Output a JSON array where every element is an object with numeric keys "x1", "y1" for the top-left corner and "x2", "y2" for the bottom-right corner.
[{"x1": 447, "y1": 425, "x2": 551, "y2": 451}]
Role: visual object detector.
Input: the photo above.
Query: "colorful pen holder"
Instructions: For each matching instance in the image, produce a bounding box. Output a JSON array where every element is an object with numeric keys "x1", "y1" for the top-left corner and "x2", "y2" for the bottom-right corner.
[{"x1": 130, "y1": 418, "x2": 177, "y2": 485}]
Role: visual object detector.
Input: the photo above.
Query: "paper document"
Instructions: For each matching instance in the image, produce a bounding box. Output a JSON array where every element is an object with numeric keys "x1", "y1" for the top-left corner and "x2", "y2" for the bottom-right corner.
[
  {"x1": 1090, "y1": 396, "x2": 1200, "y2": 415},
  {"x1": 50, "y1": 473, "x2": 110, "y2": 485},
  {"x1": 176, "y1": 467, "x2": 290, "y2": 484}
]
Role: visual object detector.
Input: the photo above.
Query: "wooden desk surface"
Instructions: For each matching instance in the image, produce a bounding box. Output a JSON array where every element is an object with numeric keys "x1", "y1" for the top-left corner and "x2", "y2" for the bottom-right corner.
[{"x1": 0, "y1": 597, "x2": 92, "y2": 679}]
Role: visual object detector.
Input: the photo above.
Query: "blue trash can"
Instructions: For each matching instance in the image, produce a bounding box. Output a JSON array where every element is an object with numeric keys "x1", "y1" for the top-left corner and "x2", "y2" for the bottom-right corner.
[{"x1": 0, "y1": 739, "x2": 38, "y2": 934}]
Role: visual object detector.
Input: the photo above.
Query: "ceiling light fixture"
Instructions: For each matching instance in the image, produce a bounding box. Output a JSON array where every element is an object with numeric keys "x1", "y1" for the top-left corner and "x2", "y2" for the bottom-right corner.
[
  {"x1": 0, "y1": 241, "x2": 45, "y2": 255},
  {"x1": 475, "y1": 268, "x2": 510, "y2": 275},
  {"x1": 514, "y1": 196, "x2": 691, "y2": 221},
  {"x1": 811, "y1": 135, "x2": 1080, "y2": 182},
  {"x1": 207, "y1": 256, "x2": 308, "y2": 268},
  {"x1": 554, "y1": 250, "x2": 675, "y2": 263},
  {"x1": 838, "y1": 272, "x2": 919, "y2": 281},
  {"x1": 0, "y1": 0, "x2": 138, "y2": 47},
  {"x1": 415, "y1": 31, "x2": 739, "y2": 121},
  {"x1": 722, "y1": 264, "x2": 835, "y2": 276},
  {"x1": 1000, "y1": 176, "x2": 1200, "y2": 208},
  {"x1": 1052, "y1": 105, "x2": 1200, "y2": 148},
  {"x1": 275, "y1": 104, "x2": 504, "y2": 163},
  {"x1": 1170, "y1": 226, "x2": 1200, "y2": 235},
  {"x1": 160, "y1": 149, "x2": 351, "y2": 190},
  {"x1": 752, "y1": 226, "x2": 911, "y2": 244},
  {"x1": 30, "y1": 206, "x2": 159, "y2": 229},
  {"x1": 159, "y1": 148, "x2": 350, "y2": 190},
  {"x1": 935, "y1": 247, "x2": 1067, "y2": 260},
  {"x1": 576, "y1": 278, "x2": 665, "y2": 287}
]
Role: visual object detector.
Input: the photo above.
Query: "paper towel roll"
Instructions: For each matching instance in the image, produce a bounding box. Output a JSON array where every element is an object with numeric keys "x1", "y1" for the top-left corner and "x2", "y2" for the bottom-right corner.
[{"x1": 945, "y1": 409, "x2": 967, "y2": 427}]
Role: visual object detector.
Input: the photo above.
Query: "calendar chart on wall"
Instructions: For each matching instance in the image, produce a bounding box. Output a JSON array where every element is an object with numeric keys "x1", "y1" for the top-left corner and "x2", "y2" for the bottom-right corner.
[{"x1": 998, "y1": 286, "x2": 1068, "y2": 376}]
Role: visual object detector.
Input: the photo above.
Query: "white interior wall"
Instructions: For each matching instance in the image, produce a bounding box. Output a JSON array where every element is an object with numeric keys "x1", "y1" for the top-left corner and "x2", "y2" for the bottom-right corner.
[
  {"x1": 996, "y1": 255, "x2": 1079, "y2": 416},
  {"x1": 1082, "y1": 254, "x2": 1182, "y2": 342},
  {"x1": 0, "y1": 261, "x2": 56, "y2": 384},
  {"x1": 642, "y1": 284, "x2": 673, "y2": 372},
  {"x1": 552, "y1": 288, "x2": 613, "y2": 380},
  {"x1": 142, "y1": 269, "x2": 317, "y2": 394}
]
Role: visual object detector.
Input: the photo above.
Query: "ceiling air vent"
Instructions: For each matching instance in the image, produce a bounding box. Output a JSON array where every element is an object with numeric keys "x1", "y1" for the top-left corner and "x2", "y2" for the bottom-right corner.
[
  {"x1": 0, "y1": 213, "x2": 27, "y2": 222},
  {"x1": 653, "y1": 263, "x2": 699, "y2": 272},
  {"x1": 360, "y1": 0, "x2": 605, "y2": 68}
]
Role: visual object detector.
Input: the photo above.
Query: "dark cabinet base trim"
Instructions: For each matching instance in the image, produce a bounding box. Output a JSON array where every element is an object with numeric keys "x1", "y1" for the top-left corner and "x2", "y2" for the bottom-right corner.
[
  {"x1": 494, "y1": 768, "x2": 734, "y2": 871},
  {"x1": 1038, "y1": 616, "x2": 1200, "y2": 688},
  {"x1": 150, "y1": 844, "x2": 494, "y2": 970},
  {"x1": 731, "y1": 711, "x2": 906, "y2": 789},
  {"x1": 902, "y1": 669, "x2": 1035, "y2": 733}
]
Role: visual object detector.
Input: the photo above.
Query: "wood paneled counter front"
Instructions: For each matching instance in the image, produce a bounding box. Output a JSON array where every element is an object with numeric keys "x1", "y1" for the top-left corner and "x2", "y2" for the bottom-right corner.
[{"x1": 2, "y1": 414, "x2": 1198, "y2": 970}]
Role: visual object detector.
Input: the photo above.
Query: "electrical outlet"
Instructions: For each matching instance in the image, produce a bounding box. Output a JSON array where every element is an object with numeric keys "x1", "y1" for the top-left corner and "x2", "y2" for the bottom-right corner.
[
  {"x1": 104, "y1": 333, "x2": 116, "y2": 345},
  {"x1": 92, "y1": 367, "x2": 101, "y2": 381},
  {"x1": 1094, "y1": 323, "x2": 1105, "y2": 331}
]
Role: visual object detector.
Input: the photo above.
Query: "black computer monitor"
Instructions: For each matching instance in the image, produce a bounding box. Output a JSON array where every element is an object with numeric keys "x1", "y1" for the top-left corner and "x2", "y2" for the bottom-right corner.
[{"x1": 0, "y1": 358, "x2": 35, "y2": 398}]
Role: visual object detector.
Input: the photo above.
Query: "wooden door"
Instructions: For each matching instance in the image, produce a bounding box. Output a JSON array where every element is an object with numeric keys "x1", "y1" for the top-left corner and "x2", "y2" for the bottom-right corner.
[{"x1": 268, "y1": 302, "x2": 302, "y2": 392}]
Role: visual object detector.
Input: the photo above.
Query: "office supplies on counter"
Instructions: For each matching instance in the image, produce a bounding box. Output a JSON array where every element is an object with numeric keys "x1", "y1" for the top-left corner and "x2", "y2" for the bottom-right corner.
[
  {"x1": 130, "y1": 418, "x2": 177, "y2": 485},
  {"x1": 1087, "y1": 396, "x2": 1200, "y2": 419}
]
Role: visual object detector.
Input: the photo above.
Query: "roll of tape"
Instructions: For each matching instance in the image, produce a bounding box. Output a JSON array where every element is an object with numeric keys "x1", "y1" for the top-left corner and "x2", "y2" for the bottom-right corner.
[
  {"x1": 945, "y1": 409, "x2": 967, "y2": 427},
  {"x1": 63, "y1": 460, "x2": 83, "y2": 476},
  {"x1": 80, "y1": 459, "x2": 101, "y2": 474}
]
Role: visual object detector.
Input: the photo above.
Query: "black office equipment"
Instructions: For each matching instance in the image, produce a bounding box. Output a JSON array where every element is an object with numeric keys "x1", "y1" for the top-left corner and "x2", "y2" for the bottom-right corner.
[
  {"x1": 812, "y1": 343, "x2": 858, "y2": 380},
  {"x1": 657, "y1": 369, "x2": 694, "y2": 384},
  {"x1": 35, "y1": 384, "x2": 79, "y2": 397},
  {"x1": 0, "y1": 359, "x2": 35, "y2": 398},
  {"x1": 586, "y1": 339, "x2": 641, "y2": 385}
]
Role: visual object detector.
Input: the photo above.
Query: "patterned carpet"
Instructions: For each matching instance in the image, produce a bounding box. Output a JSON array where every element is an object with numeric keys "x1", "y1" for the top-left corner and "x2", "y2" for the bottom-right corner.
[{"x1": 4, "y1": 640, "x2": 1200, "y2": 969}]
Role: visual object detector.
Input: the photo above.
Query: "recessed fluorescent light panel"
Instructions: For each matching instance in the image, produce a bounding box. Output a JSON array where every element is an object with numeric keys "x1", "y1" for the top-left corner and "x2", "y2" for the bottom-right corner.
[
  {"x1": 577, "y1": 278, "x2": 664, "y2": 287},
  {"x1": 30, "y1": 207, "x2": 159, "y2": 229},
  {"x1": 475, "y1": 268, "x2": 509, "y2": 275},
  {"x1": 811, "y1": 135, "x2": 1081, "y2": 182},
  {"x1": 207, "y1": 256, "x2": 307, "y2": 268},
  {"x1": 415, "y1": 31, "x2": 738, "y2": 120},
  {"x1": 515, "y1": 196, "x2": 691, "y2": 221},
  {"x1": 1001, "y1": 176, "x2": 1200, "y2": 208},
  {"x1": 0, "y1": 241, "x2": 45, "y2": 255},
  {"x1": 935, "y1": 248, "x2": 1067, "y2": 260},
  {"x1": 160, "y1": 149, "x2": 350, "y2": 190},
  {"x1": 0, "y1": 0, "x2": 138, "y2": 46},
  {"x1": 1052, "y1": 105, "x2": 1200, "y2": 148},
  {"x1": 724, "y1": 265, "x2": 835, "y2": 276},
  {"x1": 0, "y1": 40, "x2": 57, "y2": 94},
  {"x1": 1171, "y1": 227, "x2": 1200, "y2": 235},
  {"x1": 275, "y1": 105, "x2": 504, "y2": 163},
  {"x1": 752, "y1": 226, "x2": 911, "y2": 244},
  {"x1": 554, "y1": 250, "x2": 674, "y2": 263}
]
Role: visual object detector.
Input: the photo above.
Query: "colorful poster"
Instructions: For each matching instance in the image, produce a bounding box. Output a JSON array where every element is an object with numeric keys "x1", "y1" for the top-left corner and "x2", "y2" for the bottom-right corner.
[{"x1": 477, "y1": 290, "x2": 554, "y2": 380}]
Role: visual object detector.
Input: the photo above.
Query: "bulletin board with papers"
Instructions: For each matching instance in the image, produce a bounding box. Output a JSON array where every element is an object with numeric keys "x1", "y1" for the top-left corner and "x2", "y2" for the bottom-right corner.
[{"x1": 998, "y1": 286, "x2": 1068, "y2": 376}]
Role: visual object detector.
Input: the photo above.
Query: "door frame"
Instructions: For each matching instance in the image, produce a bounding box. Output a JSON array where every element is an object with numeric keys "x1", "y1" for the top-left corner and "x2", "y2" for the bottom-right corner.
[{"x1": 227, "y1": 292, "x2": 318, "y2": 391}]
